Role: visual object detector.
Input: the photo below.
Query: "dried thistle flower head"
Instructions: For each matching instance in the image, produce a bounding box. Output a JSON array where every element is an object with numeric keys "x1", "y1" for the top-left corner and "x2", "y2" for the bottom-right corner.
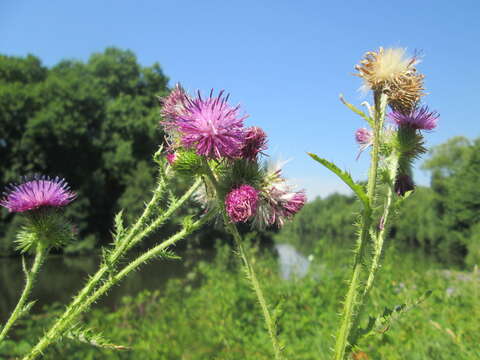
[{"x1": 356, "y1": 47, "x2": 424, "y2": 113}]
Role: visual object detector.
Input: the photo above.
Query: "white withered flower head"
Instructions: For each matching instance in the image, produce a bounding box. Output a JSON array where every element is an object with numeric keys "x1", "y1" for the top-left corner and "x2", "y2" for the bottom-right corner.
[{"x1": 356, "y1": 47, "x2": 424, "y2": 113}]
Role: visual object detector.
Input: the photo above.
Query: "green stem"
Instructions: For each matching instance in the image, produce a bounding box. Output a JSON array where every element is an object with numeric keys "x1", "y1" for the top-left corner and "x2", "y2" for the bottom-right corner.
[
  {"x1": 21, "y1": 177, "x2": 201, "y2": 360},
  {"x1": 203, "y1": 161, "x2": 283, "y2": 360},
  {"x1": 22, "y1": 212, "x2": 213, "y2": 360},
  {"x1": 333, "y1": 211, "x2": 371, "y2": 360},
  {"x1": 333, "y1": 92, "x2": 387, "y2": 360},
  {"x1": 0, "y1": 244, "x2": 47, "y2": 344},
  {"x1": 226, "y1": 220, "x2": 284, "y2": 360},
  {"x1": 363, "y1": 157, "x2": 399, "y2": 298}
]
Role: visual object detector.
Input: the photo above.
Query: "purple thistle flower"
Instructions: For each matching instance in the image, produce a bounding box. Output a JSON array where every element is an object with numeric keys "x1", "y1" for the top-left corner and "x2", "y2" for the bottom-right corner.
[
  {"x1": 282, "y1": 191, "x2": 307, "y2": 217},
  {"x1": 260, "y1": 187, "x2": 306, "y2": 228},
  {"x1": 160, "y1": 84, "x2": 189, "y2": 122},
  {"x1": 241, "y1": 126, "x2": 268, "y2": 161},
  {"x1": 225, "y1": 184, "x2": 259, "y2": 223},
  {"x1": 253, "y1": 162, "x2": 307, "y2": 228},
  {"x1": 0, "y1": 176, "x2": 76, "y2": 213},
  {"x1": 175, "y1": 90, "x2": 247, "y2": 159},
  {"x1": 355, "y1": 128, "x2": 372, "y2": 145},
  {"x1": 388, "y1": 106, "x2": 439, "y2": 130}
]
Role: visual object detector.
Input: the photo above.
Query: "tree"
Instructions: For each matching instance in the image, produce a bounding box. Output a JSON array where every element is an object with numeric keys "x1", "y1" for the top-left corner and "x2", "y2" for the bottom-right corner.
[{"x1": 0, "y1": 48, "x2": 170, "y2": 254}]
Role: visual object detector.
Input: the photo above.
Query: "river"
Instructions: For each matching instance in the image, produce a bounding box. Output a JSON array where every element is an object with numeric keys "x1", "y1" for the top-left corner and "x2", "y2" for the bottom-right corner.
[{"x1": 0, "y1": 243, "x2": 309, "y2": 322}]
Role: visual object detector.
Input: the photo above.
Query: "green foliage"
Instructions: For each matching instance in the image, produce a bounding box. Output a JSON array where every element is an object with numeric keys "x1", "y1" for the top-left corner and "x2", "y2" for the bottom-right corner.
[
  {"x1": 308, "y1": 153, "x2": 369, "y2": 208},
  {"x1": 2, "y1": 245, "x2": 478, "y2": 359},
  {"x1": 275, "y1": 193, "x2": 360, "y2": 254},
  {"x1": 0, "y1": 48, "x2": 170, "y2": 255}
]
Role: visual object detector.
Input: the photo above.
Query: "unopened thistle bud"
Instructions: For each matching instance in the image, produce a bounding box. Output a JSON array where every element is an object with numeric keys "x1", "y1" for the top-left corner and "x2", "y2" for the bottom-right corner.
[
  {"x1": 0, "y1": 176, "x2": 76, "y2": 252},
  {"x1": 241, "y1": 126, "x2": 268, "y2": 161},
  {"x1": 394, "y1": 174, "x2": 415, "y2": 197},
  {"x1": 355, "y1": 47, "x2": 424, "y2": 113}
]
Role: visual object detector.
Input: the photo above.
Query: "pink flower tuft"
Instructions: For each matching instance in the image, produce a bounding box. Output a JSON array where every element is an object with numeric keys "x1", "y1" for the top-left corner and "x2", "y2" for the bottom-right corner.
[
  {"x1": 175, "y1": 90, "x2": 247, "y2": 159},
  {"x1": 355, "y1": 128, "x2": 373, "y2": 159},
  {"x1": 160, "y1": 84, "x2": 189, "y2": 122},
  {"x1": 1, "y1": 176, "x2": 76, "y2": 213},
  {"x1": 388, "y1": 106, "x2": 439, "y2": 131},
  {"x1": 355, "y1": 128, "x2": 372, "y2": 145},
  {"x1": 241, "y1": 126, "x2": 268, "y2": 161},
  {"x1": 166, "y1": 152, "x2": 178, "y2": 165},
  {"x1": 225, "y1": 184, "x2": 259, "y2": 223}
]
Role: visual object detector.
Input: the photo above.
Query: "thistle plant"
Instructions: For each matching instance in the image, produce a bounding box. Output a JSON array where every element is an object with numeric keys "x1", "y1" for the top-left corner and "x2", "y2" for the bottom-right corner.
[
  {"x1": 160, "y1": 85, "x2": 306, "y2": 359},
  {"x1": 309, "y1": 47, "x2": 438, "y2": 359},
  {"x1": 0, "y1": 84, "x2": 305, "y2": 359}
]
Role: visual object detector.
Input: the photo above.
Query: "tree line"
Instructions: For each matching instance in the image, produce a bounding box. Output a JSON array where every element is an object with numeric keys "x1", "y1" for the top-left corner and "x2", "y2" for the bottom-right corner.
[
  {"x1": 1, "y1": 49, "x2": 478, "y2": 266},
  {"x1": 276, "y1": 136, "x2": 480, "y2": 267}
]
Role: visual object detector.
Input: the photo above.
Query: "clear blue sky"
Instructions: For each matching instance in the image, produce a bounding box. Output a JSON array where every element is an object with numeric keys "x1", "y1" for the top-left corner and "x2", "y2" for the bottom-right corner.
[{"x1": 2, "y1": 0, "x2": 479, "y2": 199}]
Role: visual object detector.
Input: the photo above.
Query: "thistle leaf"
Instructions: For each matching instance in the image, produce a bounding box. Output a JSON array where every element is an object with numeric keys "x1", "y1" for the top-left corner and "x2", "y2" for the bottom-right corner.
[
  {"x1": 308, "y1": 153, "x2": 369, "y2": 209},
  {"x1": 64, "y1": 325, "x2": 130, "y2": 351},
  {"x1": 351, "y1": 290, "x2": 432, "y2": 346},
  {"x1": 113, "y1": 210, "x2": 125, "y2": 242},
  {"x1": 340, "y1": 94, "x2": 374, "y2": 126}
]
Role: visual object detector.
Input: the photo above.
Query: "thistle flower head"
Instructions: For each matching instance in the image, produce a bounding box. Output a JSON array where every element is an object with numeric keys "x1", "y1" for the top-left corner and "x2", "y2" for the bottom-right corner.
[
  {"x1": 241, "y1": 126, "x2": 268, "y2": 161},
  {"x1": 225, "y1": 184, "x2": 259, "y2": 223},
  {"x1": 253, "y1": 162, "x2": 306, "y2": 228},
  {"x1": 1, "y1": 176, "x2": 76, "y2": 213},
  {"x1": 356, "y1": 47, "x2": 424, "y2": 113},
  {"x1": 388, "y1": 106, "x2": 439, "y2": 131},
  {"x1": 175, "y1": 90, "x2": 247, "y2": 159},
  {"x1": 355, "y1": 127, "x2": 373, "y2": 145},
  {"x1": 159, "y1": 83, "x2": 189, "y2": 122}
]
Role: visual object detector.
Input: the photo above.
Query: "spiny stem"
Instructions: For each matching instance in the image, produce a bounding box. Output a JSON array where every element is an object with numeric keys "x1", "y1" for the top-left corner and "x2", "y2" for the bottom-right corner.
[
  {"x1": 21, "y1": 177, "x2": 201, "y2": 360},
  {"x1": 333, "y1": 92, "x2": 388, "y2": 360},
  {"x1": 333, "y1": 210, "x2": 371, "y2": 360},
  {"x1": 203, "y1": 160, "x2": 283, "y2": 360},
  {"x1": 226, "y1": 219, "x2": 284, "y2": 360},
  {"x1": 22, "y1": 212, "x2": 213, "y2": 360},
  {"x1": 0, "y1": 243, "x2": 47, "y2": 343},
  {"x1": 363, "y1": 156, "x2": 398, "y2": 298}
]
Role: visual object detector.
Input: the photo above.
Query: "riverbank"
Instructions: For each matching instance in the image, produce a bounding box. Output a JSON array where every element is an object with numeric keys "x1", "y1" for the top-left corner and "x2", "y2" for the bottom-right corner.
[{"x1": 1, "y1": 244, "x2": 478, "y2": 359}]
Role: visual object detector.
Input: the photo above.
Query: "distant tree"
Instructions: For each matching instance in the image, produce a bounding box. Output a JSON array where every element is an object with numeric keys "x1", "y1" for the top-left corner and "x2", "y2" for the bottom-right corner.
[{"x1": 0, "y1": 48, "x2": 170, "y2": 254}]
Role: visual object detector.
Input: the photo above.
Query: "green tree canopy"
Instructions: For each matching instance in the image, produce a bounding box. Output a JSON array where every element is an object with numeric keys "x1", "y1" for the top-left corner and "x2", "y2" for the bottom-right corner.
[{"x1": 0, "y1": 48, "x2": 169, "y2": 254}]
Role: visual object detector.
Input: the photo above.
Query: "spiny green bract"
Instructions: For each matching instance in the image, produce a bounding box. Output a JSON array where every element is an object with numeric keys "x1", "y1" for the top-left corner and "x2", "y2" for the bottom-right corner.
[{"x1": 16, "y1": 210, "x2": 74, "y2": 253}]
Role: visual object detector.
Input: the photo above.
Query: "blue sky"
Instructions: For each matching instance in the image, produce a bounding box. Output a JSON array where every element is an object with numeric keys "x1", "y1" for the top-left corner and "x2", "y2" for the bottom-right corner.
[{"x1": 1, "y1": 0, "x2": 479, "y2": 199}]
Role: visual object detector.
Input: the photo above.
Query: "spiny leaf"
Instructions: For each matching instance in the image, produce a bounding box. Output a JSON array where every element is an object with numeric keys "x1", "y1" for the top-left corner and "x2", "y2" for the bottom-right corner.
[
  {"x1": 20, "y1": 300, "x2": 36, "y2": 318},
  {"x1": 64, "y1": 325, "x2": 130, "y2": 351},
  {"x1": 351, "y1": 290, "x2": 432, "y2": 346},
  {"x1": 113, "y1": 210, "x2": 125, "y2": 242},
  {"x1": 308, "y1": 153, "x2": 369, "y2": 209},
  {"x1": 340, "y1": 94, "x2": 374, "y2": 127}
]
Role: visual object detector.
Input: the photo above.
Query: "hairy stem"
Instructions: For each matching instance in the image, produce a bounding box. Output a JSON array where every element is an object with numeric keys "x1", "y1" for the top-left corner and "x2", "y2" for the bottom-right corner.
[
  {"x1": 22, "y1": 177, "x2": 201, "y2": 359},
  {"x1": 203, "y1": 161, "x2": 283, "y2": 360},
  {"x1": 22, "y1": 212, "x2": 213, "y2": 360},
  {"x1": 333, "y1": 92, "x2": 387, "y2": 360},
  {"x1": 0, "y1": 243, "x2": 47, "y2": 343},
  {"x1": 363, "y1": 156, "x2": 399, "y2": 298},
  {"x1": 226, "y1": 219, "x2": 284, "y2": 360}
]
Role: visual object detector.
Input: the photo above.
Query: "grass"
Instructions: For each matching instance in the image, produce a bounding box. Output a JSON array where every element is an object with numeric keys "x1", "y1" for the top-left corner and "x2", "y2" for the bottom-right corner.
[{"x1": 1, "y1": 242, "x2": 478, "y2": 360}]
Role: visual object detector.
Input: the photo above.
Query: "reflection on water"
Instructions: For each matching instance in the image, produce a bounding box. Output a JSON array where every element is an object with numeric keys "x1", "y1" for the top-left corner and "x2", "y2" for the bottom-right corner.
[
  {"x1": 275, "y1": 243, "x2": 310, "y2": 279},
  {"x1": 0, "y1": 244, "x2": 310, "y2": 322}
]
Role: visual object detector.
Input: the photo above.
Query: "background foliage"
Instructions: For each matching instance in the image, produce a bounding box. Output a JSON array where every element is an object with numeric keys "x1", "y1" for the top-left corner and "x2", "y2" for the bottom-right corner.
[{"x1": 0, "y1": 48, "x2": 170, "y2": 254}]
